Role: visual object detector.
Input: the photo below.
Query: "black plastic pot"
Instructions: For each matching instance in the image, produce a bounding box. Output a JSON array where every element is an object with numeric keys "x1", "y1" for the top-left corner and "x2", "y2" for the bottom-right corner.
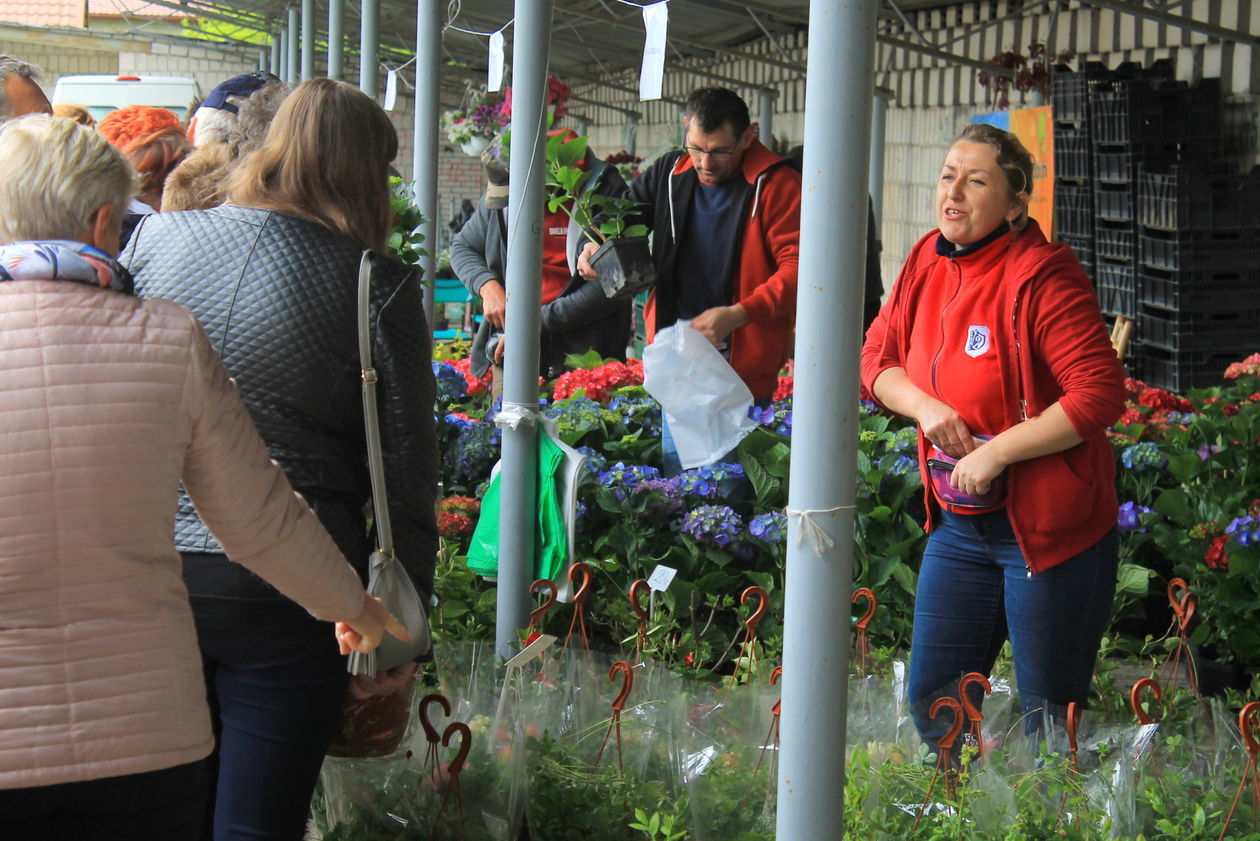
[{"x1": 590, "y1": 236, "x2": 656, "y2": 299}]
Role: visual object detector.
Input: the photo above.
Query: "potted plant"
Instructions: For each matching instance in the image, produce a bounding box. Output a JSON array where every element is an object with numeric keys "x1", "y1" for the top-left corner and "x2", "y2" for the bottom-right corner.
[
  {"x1": 543, "y1": 132, "x2": 654, "y2": 299},
  {"x1": 440, "y1": 89, "x2": 508, "y2": 156}
]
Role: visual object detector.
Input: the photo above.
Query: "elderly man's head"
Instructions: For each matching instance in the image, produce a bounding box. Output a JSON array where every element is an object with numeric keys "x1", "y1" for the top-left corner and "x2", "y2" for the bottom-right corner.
[
  {"x1": 188, "y1": 70, "x2": 280, "y2": 147},
  {"x1": 0, "y1": 116, "x2": 137, "y2": 254},
  {"x1": 0, "y1": 56, "x2": 52, "y2": 121}
]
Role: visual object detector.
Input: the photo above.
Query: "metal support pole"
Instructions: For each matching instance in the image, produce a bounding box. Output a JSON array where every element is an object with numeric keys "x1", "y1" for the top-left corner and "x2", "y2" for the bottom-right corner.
[
  {"x1": 576, "y1": 115, "x2": 589, "y2": 136},
  {"x1": 301, "y1": 0, "x2": 315, "y2": 80},
  {"x1": 278, "y1": 26, "x2": 289, "y2": 82},
  {"x1": 869, "y1": 87, "x2": 891, "y2": 228},
  {"x1": 359, "y1": 0, "x2": 380, "y2": 99},
  {"x1": 328, "y1": 0, "x2": 344, "y2": 80},
  {"x1": 257, "y1": 48, "x2": 267, "y2": 71},
  {"x1": 776, "y1": 0, "x2": 875, "y2": 836},
  {"x1": 625, "y1": 115, "x2": 639, "y2": 157},
  {"x1": 286, "y1": 6, "x2": 300, "y2": 84},
  {"x1": 269, "y1": 34, "x2": 281, "y2": 76},
  {"x1": 413, "y1": 0, "x2": 441, "y2": 330},
  {"x1": 495, "y1": 0, "x2": 553, "y2": 660},
  {"x1": 758, "y1": 89, "x2": 775, "y2": 148}
]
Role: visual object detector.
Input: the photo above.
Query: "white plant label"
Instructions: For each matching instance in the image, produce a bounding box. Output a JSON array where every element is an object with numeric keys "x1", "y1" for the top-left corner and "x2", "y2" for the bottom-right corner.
[
  {"x1": 383, "y1": 68, "x2": 398, "y2": 111},
  {"x1": 639, "y1": 1, "x2": 668, "y2": 101},
  {"x1": 488, "y1": 30, "x2": 505, "y2": 92},
  {"x1": 647, "y1": 564, "x2": 677, "y2": 592},
  {"x1": 506, "y1": 633, "x2": 557, "y2": 669}
]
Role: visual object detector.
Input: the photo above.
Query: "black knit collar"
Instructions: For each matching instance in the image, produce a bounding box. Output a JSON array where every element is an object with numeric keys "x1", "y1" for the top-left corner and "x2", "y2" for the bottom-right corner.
[{"x1": 936, "y1": 221, "x2": 1012, "y2": 260}]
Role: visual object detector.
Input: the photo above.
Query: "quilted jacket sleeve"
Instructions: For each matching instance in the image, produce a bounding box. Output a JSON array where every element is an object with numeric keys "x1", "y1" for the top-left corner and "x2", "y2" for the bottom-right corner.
[
  {"x1": 180, "y1": 312, "x2": 365, "y2": 622},
  {"x1": 373, "y1": 258, "x2": 440, "y2": 600}
]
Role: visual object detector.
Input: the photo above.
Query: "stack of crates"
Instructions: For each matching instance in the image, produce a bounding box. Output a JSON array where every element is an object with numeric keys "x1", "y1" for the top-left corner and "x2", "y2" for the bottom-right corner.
[
  {"x1": 1050, "y1": 63, "x2": 1107, "y2": 281},
  {"x1": 1135, "y1": 163, "x2": 1260, "y2": 391}
]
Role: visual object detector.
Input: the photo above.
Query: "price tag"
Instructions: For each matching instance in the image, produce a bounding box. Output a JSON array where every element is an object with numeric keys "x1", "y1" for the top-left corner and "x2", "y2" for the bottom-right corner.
[
  {"x1": 488, "y1": 30, "x2": 505, "y2": 92},
  {"x1": 639, "y1": 1, "x2": 668, "y2": 101},
  {"x1": 506, "y1": 633, "x2": 557, "y2": 670},
  {"x1": 383, "y1": 68, "x2": 398, "y2": 111},
  {"x1": 647, "y1": 564, "x2": 677, "y2": 592}
]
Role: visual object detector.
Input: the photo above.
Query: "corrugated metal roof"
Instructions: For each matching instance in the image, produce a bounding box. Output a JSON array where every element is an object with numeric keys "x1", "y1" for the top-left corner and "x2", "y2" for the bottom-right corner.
[
  {"x1": 0, "y1": 0, "x2": 86, "y2": 28},
  {"x1": 87, "y1": 0, "x2": 190, "y2": 16}
]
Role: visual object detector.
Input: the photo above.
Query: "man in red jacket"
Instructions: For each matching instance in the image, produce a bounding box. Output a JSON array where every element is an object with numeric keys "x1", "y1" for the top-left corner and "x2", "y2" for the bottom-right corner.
[{"x1": 578, "y1": 87, "x2": 801, "y2": 405}]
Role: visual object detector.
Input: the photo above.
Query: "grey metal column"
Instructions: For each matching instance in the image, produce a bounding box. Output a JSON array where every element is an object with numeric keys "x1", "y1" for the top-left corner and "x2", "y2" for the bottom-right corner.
[
  {"x1": 287, "y1": 6, "x2": 300, "y2": 84},
  {"x1": 758, "y1": 89, "x2": 775, "y2": 147},
  {"x1": 359, "y1": 0, "x2": 380, "y2": 99},
  {"x1": 269, "y1": 33, "x2": 281, "y2": 76},
  {"x1": 776, "y1": 0, "x2": 876, "y2": 836},
  {"x1": 869, "y1": 87, "x2": 891, "y2": 227},
  {"x1": 495, "y1": 0, "x2": 553, "y2": 659},
  {"x1": 328, "y1": 0, "x2": 344, "y2": 80},
  {"x1": 301, "y1": 0, "x2": 315, "y2": 80},
  {"x1": 278, "y1": 26, "x2": 289, "y2": 81},
  {"x1": 625, "y1": 114, "x2": 639, "y2": 157},
  {"x1": 575, "y1": 115, "x2": 589, "y2": 136},
  {"x1": 412, "y1": 0, "x2": 441, "y2": 329},
  {"x1": 257, "y1": 48, "x2": 267, "y2": 71}
]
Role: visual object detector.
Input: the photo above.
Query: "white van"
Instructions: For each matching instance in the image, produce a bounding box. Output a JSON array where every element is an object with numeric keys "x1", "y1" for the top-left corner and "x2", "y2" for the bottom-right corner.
[{"x1": 51, "y1": 75, "x2": 202, "y2": 122}]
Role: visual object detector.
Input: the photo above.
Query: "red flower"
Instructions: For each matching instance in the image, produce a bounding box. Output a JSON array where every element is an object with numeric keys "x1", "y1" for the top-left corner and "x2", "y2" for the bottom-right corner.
[
  {"x1": 451, "y1": 357, "x2": 494, "y2": 395},
  {"x1": 438, "y1": 511, "x2": 476, "y2": 538},
  {"x1": 552, "y1": 358, "x2": 644, "y2": 403},
  {"x1": 1205, "y1": 535, "x2": 1230, "y2": 571},
  {"x1": 773, "y1": 376, "x2": 794, "y2": 401},
  {"x1": 1118, "y1": 407, "x2": 1148, "y2": 427},
  {"x1": 442, "y1": 496, "x2": 481, "y2": 517}
]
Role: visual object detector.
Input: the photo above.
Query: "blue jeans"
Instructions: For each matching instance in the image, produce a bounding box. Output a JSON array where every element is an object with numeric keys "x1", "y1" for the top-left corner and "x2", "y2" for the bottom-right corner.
[
  {"x1": 908, "y1": 509, "x2": 1118, "y2": 748},
  {"x1": 185, "y1": 555, "x2": 350, "y2": 841}
]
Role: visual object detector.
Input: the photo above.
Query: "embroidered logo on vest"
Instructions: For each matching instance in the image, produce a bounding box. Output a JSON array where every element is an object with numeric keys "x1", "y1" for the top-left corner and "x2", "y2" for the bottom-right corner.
[{"x1": 965, "y1": 325, "x2": 991, "y2": 358}]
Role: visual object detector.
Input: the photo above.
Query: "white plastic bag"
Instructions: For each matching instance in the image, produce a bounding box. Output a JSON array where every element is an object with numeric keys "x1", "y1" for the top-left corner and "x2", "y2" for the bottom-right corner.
[{"x1": 642, "y1": 322, "x2": 756, "y2": 470}]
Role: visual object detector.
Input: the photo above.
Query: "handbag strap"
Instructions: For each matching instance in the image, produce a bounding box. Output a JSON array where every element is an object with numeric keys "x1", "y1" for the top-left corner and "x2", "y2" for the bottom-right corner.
[{"x1": 357, "y1": 251, "x2": 394, "y2": 556}]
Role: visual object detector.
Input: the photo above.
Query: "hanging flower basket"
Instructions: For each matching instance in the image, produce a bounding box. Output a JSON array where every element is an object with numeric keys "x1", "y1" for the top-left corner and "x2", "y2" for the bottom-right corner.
[{"x1": 459, "y1": 135, "x2": 490, "y2": 157}]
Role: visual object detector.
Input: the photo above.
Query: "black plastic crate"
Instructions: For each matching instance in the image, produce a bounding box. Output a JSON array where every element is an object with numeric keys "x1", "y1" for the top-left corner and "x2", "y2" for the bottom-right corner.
[
  {"x1": 1138, "y1": 163, "x2": 1260, "y2": 230},
  {"x1": 1094, "y1": 181, "x2": 1134, "y2": 222},
  {"x1": 1097, "y1": 283, "x2": 1137, "y2": 320},
  {"x1": 1092, "y1": 80, "x2": 1154, "y2": 144},
  {"x1": 1138, "y1": 343, "x2": 1251, "y2": 392},
  {"x1": 1139, "y1": 265, "x2": 1260, "y2": 312},
  {"x1": 1095, "y1": 222, "x2": 1135, "y2": 262},
  {"x1": 1138, "y1": 303, "x2": 1259, "y2": 352},
  {"x1": 1056, "y1": 181, "x2": 1095, "y2": 238},
  {"x1": 1055, "y1": 132, "x2": 1092, "y2": 181},
  {"x1": 1093, "y1": 145, "x2": 1142, "y2": 183},
  {"x1": 1060, "y1": 233, "x2": 1094, "y2": 261},
  {"x1": 1139, "y1": 226, "x2": 1260, "y2": 272}
]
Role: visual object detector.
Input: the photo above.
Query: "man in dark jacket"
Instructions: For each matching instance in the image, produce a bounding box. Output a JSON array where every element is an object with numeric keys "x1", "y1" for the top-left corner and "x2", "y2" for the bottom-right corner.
[
  {"x1": 452, "y1": 132, "x2": 632, "y2": 384},
  {"x1": 578, "y1": 87, "x2": 800, "y2": 404}
]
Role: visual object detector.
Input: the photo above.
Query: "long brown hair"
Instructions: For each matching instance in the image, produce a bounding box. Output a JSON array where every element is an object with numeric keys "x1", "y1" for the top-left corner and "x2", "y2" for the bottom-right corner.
[
  {"x1": 227, "y1": 78, "x2": 397, "y2": 252},
  {"x1": 955, "y1": 123, "x2": 1034, "y2": 230}
]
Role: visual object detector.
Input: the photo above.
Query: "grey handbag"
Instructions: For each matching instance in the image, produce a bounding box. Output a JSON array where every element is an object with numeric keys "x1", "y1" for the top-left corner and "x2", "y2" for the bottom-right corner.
[{"x1": 347, "y1": 251, "x2": 433, "y2": 676}]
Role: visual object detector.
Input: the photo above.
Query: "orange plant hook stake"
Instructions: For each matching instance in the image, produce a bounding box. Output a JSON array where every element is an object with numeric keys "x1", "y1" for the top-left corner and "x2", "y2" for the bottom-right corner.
[
  {"x1": 737, "y1": 585, "x2": 769, "y2": 684},
  {"x1": 437, "y1": 721, "x2": 472, "y2": 819},
  {"x1": 914, "y1": 696, "x2": 964, "y2": 832},
  {"x1": 563, "y1": 562, "x2": 593, "y2": 651},
  {"x1": 753, "y1": 665, "x2": 785, "y2": 780},
  {"x1": 1066, "y1": 701, "x2": 1082, "y2": 771},
  {"x1": 851, "y1": 588, "x2": 877, "y2": 677},
  {"x1": 1160, "y1": 577, "x2": 1201, "y2": 697},
  {"x1": 957, "y1": 672, "x2": 992, "y2": 755},
  {"x1": 594, "y1": 661, "x2": 634, "y2": 774},
  {"x1": 1130, "y1": 677, "x2": 1163, "y2": 725},
  {"x1": 1218, "y1": 702, "x2": 1260, "y2": 841},
  {"x1": 629, "y1": 579, "x2": 649, "y2": 663},
  {"x1": 418, "y1": 693, "x2": 452, "y2": 772},
  {"x1": 525, "y1": 579, "x2": 557, "y2": 643}
]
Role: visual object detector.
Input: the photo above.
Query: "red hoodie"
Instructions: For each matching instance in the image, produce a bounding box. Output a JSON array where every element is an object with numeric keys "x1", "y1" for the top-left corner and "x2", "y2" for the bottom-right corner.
[
  {"x1": 861, "y1": 220, "x2": 1126, "y2": 573},
  {"x1": 636, "y1": 140, "x2": 801, "y2": 400}
]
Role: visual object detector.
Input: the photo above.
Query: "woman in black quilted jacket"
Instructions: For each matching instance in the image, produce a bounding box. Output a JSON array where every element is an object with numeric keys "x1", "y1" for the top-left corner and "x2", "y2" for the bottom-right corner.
[{"x1": 122, "y1": 79, "x2": 438, "y2": 841}]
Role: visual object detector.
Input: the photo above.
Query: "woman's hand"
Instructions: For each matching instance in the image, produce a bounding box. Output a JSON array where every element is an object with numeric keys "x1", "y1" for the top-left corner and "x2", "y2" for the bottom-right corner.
[
  {"x1": 949, "y1": 441, "x2": 1007, "y2": 496},
  {"x1": 334, "y1": 593, "x2": 410, "y2": 656},
  {"x1": 915, "y1": 396, "x2": 976, "y2": 459}
]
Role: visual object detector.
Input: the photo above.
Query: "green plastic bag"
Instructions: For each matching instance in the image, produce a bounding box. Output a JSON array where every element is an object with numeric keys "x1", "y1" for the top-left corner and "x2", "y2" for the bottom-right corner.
[{"x1": 466, "y1": 429, "x2": 568, "y2": 582}]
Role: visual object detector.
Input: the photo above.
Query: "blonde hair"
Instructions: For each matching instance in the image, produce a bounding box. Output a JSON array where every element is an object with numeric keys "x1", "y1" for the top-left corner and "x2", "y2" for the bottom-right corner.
[
  {"x1": 0, "y1": 116, "x2": 137, "y2": 242},
  {"x1": 955, "y1": 123, "x2": 1034, "y2": 230},
  {"x1": 227, "y1": 78, "x2": 396, "y2": 252},
  {"x1": 52, "y1": 103, "x2": 95, "y2": 126}
]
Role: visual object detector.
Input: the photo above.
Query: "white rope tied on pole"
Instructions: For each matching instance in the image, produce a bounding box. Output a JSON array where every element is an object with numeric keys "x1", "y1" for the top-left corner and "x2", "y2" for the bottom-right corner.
[
  {"x1": 784, "y1": 505, "x2": 854, "y2": 555},
  {"x1": 494, "y1": 402, "x2": 540, "y2": 431}
]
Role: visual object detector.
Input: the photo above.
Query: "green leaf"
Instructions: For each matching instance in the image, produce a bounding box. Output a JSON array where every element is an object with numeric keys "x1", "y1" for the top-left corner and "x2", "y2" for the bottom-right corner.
[
  {"x1": 623, "y1": 224, "x2": 649, "y2": 238},
  {"x1": 1152, "y1": 488, "x2": 1193, "y2": 524},
  {"x1": 1115, "y1": 563, "x2": 1153, "y2": 596}
]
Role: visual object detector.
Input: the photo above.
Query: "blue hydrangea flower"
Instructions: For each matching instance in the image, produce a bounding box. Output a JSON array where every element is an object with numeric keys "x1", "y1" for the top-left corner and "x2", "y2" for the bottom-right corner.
[
  {"x1": 889, "y1": 427, "x2": 919, "y2": 456},
  {"x1": 433, "y1": 361, "x2": 467, "y2": 408},
  {"x1": 1198, "y1": 443, "x2": 1223, "y2": 461},
  {"x1": 751, "y1": 399, "x2": 793, "y2": 436},
  {"x1": 631, "y1": 477, "x2": 684, "y2": 518},
  {"x1": 1117, "y1": 501, "x2": 1155, "y2": 533},
  {"x1": 1121, "y1": 442, "x2": 1167, "y2": 471},
  {"x1": 1225, "y1": 516, "x2": 1259, "y2": 547},
  {"x1": 888, "y1": 455, "x2": 918, "y2": 476},
  {"x1": 598, "y1": 462, "x2": 662, "y2": 502},
  {"x1": 544, "y1": 394, "x2": 604, "y2": 442},
  {"x1": 445, "y1": 421, "x2": 501, "y2": 487},
  {"x1": 679, "y1": 504, "x2": 745, "y2": 549},
  {"x1": 443, "y1": 413, "x2": 478, "y2": 433},
  {"x1": 748, "y1": 511, "x2": 788, "y2": 545},
  {"x1": 859, "y1": 398, "x2": 879, "y2": 415},
  {"x1": 608, "y1": 389, "x2": 662, "y2": 434},
  {"x1": 576, "y1": 445, "x2": 607, "y2": 476}
]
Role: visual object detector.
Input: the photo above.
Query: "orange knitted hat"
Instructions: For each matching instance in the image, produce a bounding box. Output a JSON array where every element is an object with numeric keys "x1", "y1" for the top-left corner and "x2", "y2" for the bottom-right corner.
[{"x1": 98, "y1": 105, "x2": 185, "y2": 151}]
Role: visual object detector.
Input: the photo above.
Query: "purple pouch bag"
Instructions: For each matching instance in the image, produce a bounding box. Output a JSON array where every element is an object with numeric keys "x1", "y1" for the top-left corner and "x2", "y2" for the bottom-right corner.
[{"x1": 925, "y1": 438, "x2": 1007, "y2": 509}]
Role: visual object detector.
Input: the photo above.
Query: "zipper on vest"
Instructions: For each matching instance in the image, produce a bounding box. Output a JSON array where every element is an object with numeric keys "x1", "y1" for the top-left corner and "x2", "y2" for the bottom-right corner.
[{"x1": 1010, "y1": 291, "x2": 1029, "y2": 421}]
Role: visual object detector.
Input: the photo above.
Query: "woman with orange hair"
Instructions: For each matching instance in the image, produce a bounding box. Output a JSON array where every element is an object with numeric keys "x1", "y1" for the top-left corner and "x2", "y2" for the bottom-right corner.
[{"x1": 97, "y1": 105, "x2": 191, "y2": 247}]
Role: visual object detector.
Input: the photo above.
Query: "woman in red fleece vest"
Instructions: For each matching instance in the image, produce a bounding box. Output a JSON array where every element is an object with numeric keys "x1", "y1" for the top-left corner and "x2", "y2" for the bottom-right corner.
[{"x1": 861, "y1": 124, "x2": 1126, "y2": 750}]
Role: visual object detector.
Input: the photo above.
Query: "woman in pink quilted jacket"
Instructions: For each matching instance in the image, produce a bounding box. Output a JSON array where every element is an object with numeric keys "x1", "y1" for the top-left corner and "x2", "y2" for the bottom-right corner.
[{"x1": 0, "y1": 116, "x2": 405, "y2": 839}]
